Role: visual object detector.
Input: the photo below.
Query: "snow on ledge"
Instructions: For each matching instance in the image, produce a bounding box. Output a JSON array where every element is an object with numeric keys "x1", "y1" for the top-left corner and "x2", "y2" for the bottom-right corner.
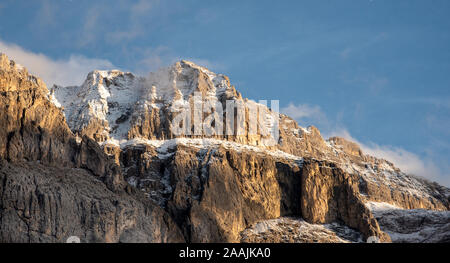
[
  {"x1": 365, "y1": 201, "x2": 403, "y2": 211},
  {"x1": 101, "y1": 137, "x2": 303, "y2": 162}
]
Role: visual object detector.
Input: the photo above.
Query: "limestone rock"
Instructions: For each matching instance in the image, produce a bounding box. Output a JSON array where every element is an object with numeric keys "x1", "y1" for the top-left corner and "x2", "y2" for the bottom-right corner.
[
  {"x1": 0, "y1": 53, "x2": 185, "y2": 243},
  {"x1": 240, "y1": 217, "x2": 364, "y2": 243},
  {"x1": 1, "y1": 52, "x2": 449, "y2": 243},
  {"x1": 0, "y1": 160, "x2": 184, "y2": 243},
  {"x1": 367, "y1": 202, "x2": 450, "y2": 243}
]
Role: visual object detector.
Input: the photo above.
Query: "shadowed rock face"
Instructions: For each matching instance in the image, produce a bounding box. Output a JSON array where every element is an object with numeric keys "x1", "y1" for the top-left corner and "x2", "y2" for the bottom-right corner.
[
  {"x1": 0, "y1": 160, "x2": 184, "y2": 243},
  {"x1": 0, "y1": 53, "x2": 448, "y2": 243}
]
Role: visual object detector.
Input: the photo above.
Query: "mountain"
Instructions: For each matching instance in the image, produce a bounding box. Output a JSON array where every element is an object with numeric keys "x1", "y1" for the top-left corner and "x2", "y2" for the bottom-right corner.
[{"x1": 0, "y1": 53, "x2": 449, "y2": 243}]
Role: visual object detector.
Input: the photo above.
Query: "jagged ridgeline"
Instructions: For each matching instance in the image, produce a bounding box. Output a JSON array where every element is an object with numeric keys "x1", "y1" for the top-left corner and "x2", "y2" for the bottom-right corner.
[{"x1": 0, "y1": 53, "x2": 449, "y2": 243}]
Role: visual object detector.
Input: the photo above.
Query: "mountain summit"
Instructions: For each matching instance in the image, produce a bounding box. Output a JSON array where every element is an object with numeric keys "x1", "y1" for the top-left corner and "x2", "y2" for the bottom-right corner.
[{"x1": 0, "y1": 53, "x2": 449, "y2": 243}]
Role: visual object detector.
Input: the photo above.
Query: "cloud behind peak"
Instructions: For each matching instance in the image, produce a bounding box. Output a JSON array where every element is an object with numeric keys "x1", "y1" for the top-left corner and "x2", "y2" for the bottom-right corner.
[{"x1": 0, "y1": 39, "x2": 115, "y2": 87}]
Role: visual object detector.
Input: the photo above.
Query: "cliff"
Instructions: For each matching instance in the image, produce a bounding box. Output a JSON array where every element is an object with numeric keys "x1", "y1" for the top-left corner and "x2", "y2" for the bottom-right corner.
[{"x1": 0, "y1": 53, "x2": 448, "y2": 243}]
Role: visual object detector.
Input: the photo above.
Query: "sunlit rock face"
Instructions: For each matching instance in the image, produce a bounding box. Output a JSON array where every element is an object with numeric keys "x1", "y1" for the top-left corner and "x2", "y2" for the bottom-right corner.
[
  {"x1": 0, "y1": 52, "x2": 449, "y2": 243},
  {"x1": 0, "y1": 53, "x2": 184, "y2": 243}
]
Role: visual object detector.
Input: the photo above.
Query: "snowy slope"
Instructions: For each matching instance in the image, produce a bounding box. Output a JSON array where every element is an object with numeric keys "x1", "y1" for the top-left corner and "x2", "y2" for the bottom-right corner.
[
  {"x1": 104, "y1": 137, "x2": 303, "y2": 162},
  {"x1": 50, "y1": 70, "x2": 142, "y2": 140},
  {"x1": 50, "y1": 60, "x2": 236, "y2": 142},
  {"x1": 367, "y1": 202, "x2": 450, "y2": 243},
  {"x1": 240, "y1": 217, "x2": 364, "y2": 243}
]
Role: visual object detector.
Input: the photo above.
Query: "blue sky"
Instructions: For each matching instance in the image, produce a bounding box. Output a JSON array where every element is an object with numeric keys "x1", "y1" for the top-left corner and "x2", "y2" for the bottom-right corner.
[{"x1": 0, "y1": 0, "x2": 449, "y2": 186}]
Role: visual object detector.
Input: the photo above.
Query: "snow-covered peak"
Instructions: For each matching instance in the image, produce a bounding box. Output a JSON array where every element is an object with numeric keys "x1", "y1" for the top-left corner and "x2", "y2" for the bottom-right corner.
[
  {"x1": 50, "y1": 69, "x2": 143, "y2": 140},
  {"x1": 43, "y1": 60, "x2": 450, "y2": 212},
  {"x1": 49, "y1": 60, "x2": 237, "y2": 143},
  {"x1": 144, "y1": 60, "x2": 232, "y2": 102},
  {"x1": 79, "y1": 69, "x2": 140, "y2": 100}
]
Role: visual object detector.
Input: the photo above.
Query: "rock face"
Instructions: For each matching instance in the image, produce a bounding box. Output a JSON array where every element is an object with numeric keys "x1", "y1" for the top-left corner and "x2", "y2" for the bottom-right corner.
[
  {"x1": 300, "y1": 160, "x2": 390, "y2": 242},
  {"x1": 0, "y1": 52, "x2": 449, "y2": 243},
  {"x1": 0, "y1": 160, "x2": 184, "y2": 243},
  {"x1": 121, "y1": 143, "x2": 302, "y2": 242},
  {"x1": 119, "y1": 143, "x2": 390, "y2": 242},
  {"x1": 0, "y1": 53, "x2": 183, "y2": 243},
  {"x1": 50, "y1": 59, "x2": 449, "y2": 214},
  {"x1": 240, "y1": 217, "x2": 364, "y2": 243},
  {"x1": 0, "y1": 54, "x2": 75, "y2": 166},
  {"x1": 366, "y1": 202, "x2": 450, "y2": 243}
]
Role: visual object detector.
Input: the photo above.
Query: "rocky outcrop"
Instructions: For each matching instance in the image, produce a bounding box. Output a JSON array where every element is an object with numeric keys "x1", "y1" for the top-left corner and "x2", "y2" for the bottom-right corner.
[
  {"x1": 50, "y1": 60, "x2": 449, "y2": 215},
  {"x1": 367, "y1": 202, "x2": 450, "y2": 243},
  {"x1": 0, "y1": 53, "x2": 75, "y2": 166},
  {"x1": 300, "y1": 160, "x2": 390, "y2": 242},
  {"x1": 1, "y1": 52, "x2": 449, "y2": 243},
  {"x1": 240, "y1": 217, "x2": 364, "y2": 243},
  {"x1": 0, "y1": 53, "x2": 184, "y2": 243},
  {"x1": 0, "y1": 160, "x2": 184, "y2": 243},
  {"x1": 120, "y1": 144, "x2": 301, "y2": 242},
  {"x1": 119, "y1": 143, "x2": 391, "y2": 242},
  {"x1": 359, "y1": 177, "x2": 448, "y2": 211}
]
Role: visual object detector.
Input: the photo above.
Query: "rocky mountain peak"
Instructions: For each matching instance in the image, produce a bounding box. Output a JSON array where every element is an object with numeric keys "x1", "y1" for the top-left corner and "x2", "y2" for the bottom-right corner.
[
  {"x1": 0, "y1": 53, "x2": 33, "y2": 86},
  {"x1": 1, "y1": 54, "x2": 449, "y2": 243},
  {"x1": 144, "y1": 60, "x2": 235, "y2": 102},
  {"x1": 0, "y1": 53, "x2": 9, "y2": 69},
  {"x1": 328, "y1": 136, "x2": 363, "y2": 157}
]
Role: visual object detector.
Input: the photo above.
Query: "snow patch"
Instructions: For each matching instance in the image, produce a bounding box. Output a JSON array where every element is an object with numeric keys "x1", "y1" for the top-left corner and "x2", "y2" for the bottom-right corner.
[
  {"x1": 105, "y1": 137, "x2": 303, "y2": 162},
  {"x1": 365, "y1": 201, "x2": 402, "y2": 211}
]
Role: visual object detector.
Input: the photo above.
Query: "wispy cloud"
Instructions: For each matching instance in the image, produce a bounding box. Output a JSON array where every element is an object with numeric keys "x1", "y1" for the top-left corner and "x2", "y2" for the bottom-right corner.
[
  {"x1": 341, "y1": 72, "x2": 389, "y2": 94},
  {"x1": 130, "y1": 0, "x2": 156, "y2": 16},
  {"x1": 134, "y1": 46, "x2": 173, "y2": 74},
  {"x1": 35, "y1": 0, "x2": 57, "y2": 27},
  {"x1": 327, "y1": 128, "x2": 449, "y2": 186},
  {"x1": 83, "y1": 0, "x2": 160, "y2": 44},
  {"x1": 182, "y1": 57, "x2": 225, "y2": 72},
  {"x1": 78, "y1": 5, "x2": 102, "y2": 47},
  {"x1": 392, "y1": 97, "x2": 450, "y2": 109},
  {"x1": 281, "y1": 103, "x2": 324, "y2": 120},
  {"x1": 127, "y1": 45, "x2": 223, "y2": 76},
  {"x1": 0, "y1": 39, "x2": 115, "y2": 87},
  {"x1": 0, "y1": 38, "x2": 218, "y2": 88},
  {"x1": 282, "y1": 101, "x2": 450, "y2": 187},
  {"x1": 281, "y1": 103, "x2": 329, "y2": 128},
  {"x1": 339, "y1": 47, "x2": 353, "y2": 59},
  {"x1": 339, "y1": 32, "x2": 388, "y2": 60}
]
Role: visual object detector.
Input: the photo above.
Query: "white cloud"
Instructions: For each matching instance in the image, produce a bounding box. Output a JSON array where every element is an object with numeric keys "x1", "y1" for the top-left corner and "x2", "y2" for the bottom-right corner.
[
  {"x1": 131, "y1": 46, "x2": 174, "y2": 75},
  {"x1": 130, "y1": 0, "x2": 156, "y2": 16},
  {"x1": 183, "y1": 57, "x2": 225, "y2": 72},
  {"x1": 0, "y1": 39, "x2": 115, "y2": 87},
  {"x1": 364, "y1": 144, "x2": 441, "y2": 179},
  {"x1": 281, "y1": 103, "x2": 324, "y2": 120},
  {"x1": 281, "y1": 103, "x2": 329, "y2": 130},
  {"x1": 86, "y1": 0, "x2": 160, "y2": 44},
  {"x1": 327, "y1": 128, "x2": 448, "y2": 186},
  {"x1": 107, "y1": 30, "x2": 143, "y2": 43},
  {"x1": 127, "y1": 45, "x2": 222, "y2": 76}
]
